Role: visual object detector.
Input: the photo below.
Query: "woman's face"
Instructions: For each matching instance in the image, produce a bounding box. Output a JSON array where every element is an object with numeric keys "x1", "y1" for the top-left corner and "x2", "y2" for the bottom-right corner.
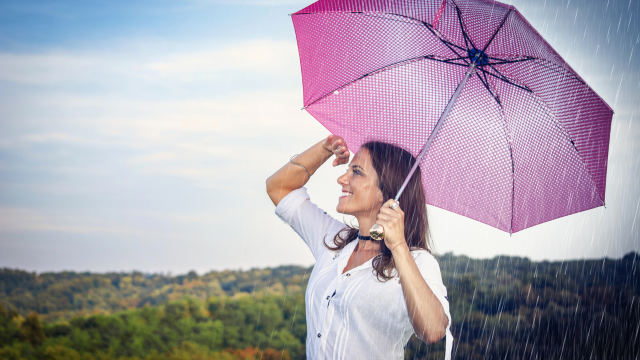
[{"x1": 336, "y1": 148, "x2": 384, "y2": 217}]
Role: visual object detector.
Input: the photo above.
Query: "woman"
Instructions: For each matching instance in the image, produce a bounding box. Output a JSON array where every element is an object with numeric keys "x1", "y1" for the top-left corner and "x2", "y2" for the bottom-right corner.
[{"x1": 266, "y1": 135, "x2": 452, "y2": 360}]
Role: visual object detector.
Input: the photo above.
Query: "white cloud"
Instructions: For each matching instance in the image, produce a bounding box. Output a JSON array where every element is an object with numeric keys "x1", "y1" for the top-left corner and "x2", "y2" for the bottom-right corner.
[
  {"x1": 0, "y1": 207, "x2": 174, "y2": 237},
  {"x1": 147, "y1": 40, "x2": 299, "y2": 80},
  {"x1": 130, "y1": 152, "x2": 180, "y2": 164},
  {"x1": 0, "y1": 39, "x2": 299, "y2": 85}
]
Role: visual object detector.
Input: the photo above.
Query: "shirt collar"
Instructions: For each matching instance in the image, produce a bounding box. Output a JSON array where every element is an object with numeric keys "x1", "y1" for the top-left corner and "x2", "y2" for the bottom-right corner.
[{"x1": 336, "y1": 239, "x2": 376, "y2": 276}]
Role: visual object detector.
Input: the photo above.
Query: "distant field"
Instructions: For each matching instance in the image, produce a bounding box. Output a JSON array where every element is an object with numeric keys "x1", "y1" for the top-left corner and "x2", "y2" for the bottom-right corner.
[{"x1": 1, "y1": 252, "x2": 638, "y2": 359}]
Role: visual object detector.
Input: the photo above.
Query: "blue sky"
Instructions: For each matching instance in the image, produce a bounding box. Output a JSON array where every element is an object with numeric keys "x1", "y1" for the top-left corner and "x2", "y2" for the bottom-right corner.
[{"x1": 0, "y1": 0, "x2": 638, "y2": 273}]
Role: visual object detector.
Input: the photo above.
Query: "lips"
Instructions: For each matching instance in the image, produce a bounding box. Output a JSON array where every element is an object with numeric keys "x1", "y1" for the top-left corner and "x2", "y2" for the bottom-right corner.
[{"x1": 340, "y1": 190, "x2": 353, "y2": 198}]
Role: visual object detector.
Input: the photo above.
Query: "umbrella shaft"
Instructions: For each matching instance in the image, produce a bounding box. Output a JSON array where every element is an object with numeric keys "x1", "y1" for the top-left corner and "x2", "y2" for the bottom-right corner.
[{"x1": 394, "y1": 63, "x2": 476, "y2": 202}]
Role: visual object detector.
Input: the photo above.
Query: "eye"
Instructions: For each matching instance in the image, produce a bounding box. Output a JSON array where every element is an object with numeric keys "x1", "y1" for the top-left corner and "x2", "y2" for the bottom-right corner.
[{"x1": 353, "y1": 169, "x2": 362, "y2": 176}]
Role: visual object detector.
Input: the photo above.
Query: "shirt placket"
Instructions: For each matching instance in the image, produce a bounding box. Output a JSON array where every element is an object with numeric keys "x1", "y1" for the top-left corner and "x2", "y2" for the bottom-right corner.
[{"x1": 316, "y1": 242, "x2": 358, "y2": 360}]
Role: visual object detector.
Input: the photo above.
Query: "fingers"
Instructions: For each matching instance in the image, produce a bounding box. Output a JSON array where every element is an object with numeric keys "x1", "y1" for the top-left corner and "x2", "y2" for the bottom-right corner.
[
  {"x1": 381, "y1": 199, "x2": 402, "y2": 212},
  {"x1": 324, "y1": 135, "x2": 351, "y2": 166},
  {"x1": 330, "y1": 138, "x2": 349, "y2": 154},
  {"x1": 376, "y1": 213, "x2": 396, "y2": 223},
  {"x1": 378, "y1": 209, "x2": 402, "y2": 221},
  {"x1": 381, "y1": 199, "x2": 397, "y2": 208},
  {"x1": 379, "y1": 207, "x2": 401, "y2": 217}
]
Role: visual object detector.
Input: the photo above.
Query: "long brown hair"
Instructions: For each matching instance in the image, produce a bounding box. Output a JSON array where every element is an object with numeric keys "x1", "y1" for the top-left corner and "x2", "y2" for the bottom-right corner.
[{"x1": 325, "y1": 141, "x2": 432, "y2": 281}]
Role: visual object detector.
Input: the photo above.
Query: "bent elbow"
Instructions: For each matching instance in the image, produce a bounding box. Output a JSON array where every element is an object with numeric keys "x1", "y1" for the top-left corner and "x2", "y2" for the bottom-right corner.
[
  {"x1": 416, "y1": 324, "x2": 446, "y2": 345},
  {"x1": 265, "y1": 176, "x2": 276, "y2": 196},
  {"x1": 425, "y1": 329, "x2": 446, "y2": 344}
]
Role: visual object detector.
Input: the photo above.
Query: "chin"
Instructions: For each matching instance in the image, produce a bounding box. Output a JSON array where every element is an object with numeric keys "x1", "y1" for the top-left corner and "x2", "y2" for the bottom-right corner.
[{"x1": 336, "y1": 201, "x2": 352, "y2": 215}]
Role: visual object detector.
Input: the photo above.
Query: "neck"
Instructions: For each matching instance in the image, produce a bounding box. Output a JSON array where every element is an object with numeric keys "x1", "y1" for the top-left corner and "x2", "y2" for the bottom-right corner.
[
  {"x1": 355, "y1": 210, "x2": 378, "y2": 236},
  {"x1": 355, "y1": 212, "x2": 381, "y2": 251}
]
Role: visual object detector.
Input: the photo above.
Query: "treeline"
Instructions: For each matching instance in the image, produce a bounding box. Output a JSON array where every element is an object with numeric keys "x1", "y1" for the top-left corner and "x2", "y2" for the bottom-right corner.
[
  {"x1": 0, "y1": 266, "x2": 309, "y2": 321},
  {"x1": 1, "y1": 252, "x2": 639, "y2": 359}
]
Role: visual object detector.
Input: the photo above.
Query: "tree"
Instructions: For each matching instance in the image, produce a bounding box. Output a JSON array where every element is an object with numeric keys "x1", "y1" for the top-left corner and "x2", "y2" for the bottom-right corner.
[{"x1": 21, "y1": 311, "x2": 45, "y2": 346}]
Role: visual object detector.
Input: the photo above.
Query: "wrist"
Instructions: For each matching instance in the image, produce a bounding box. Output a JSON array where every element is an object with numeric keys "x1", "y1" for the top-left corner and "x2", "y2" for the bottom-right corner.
[{"x1": 389, "y1": 241, "x2": 409, "y2": 254}]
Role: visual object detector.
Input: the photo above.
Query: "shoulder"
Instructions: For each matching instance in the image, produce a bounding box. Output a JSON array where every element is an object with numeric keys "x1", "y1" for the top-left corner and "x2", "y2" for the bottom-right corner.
[
  {"x1": 410, "y1": 249, "x2": 443, "y2": 275},
  {"x1": 275, "y1": 187, "x2": 326, "y2": 225},
  {"x1": 410, "y1": 248, "x2": 437, "y2": 263},
  {"x1": 275, "y1": 187, "x2": 310, "y2": 216}
]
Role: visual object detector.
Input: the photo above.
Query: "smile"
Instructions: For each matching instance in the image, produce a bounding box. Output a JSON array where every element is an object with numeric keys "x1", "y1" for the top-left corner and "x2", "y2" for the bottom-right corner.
[{"x1": 340, "y1": 191, "x2": 353, "y2": 198}]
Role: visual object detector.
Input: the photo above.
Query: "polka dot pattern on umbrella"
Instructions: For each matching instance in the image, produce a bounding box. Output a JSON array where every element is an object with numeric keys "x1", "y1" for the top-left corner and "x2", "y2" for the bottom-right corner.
[{"x1": 292, "y1": 0, "x2": 613, "y2": 233}]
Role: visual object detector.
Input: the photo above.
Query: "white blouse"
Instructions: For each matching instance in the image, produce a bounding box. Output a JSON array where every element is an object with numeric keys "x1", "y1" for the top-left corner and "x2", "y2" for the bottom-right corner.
[{"x1": 275, "y1": 188, "x2": 453, "y2": 360}]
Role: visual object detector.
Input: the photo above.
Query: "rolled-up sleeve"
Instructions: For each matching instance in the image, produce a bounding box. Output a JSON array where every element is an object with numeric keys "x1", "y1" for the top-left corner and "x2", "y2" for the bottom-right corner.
[
  {"x1": 413, "y1": 250, "x2": 454, "y2": 360},
  {"x1": 275, "y1": 187, "x2": 345, "y2": 260}
]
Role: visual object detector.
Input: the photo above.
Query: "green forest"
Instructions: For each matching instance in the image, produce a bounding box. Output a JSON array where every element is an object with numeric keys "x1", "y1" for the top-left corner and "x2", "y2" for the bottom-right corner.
[{"x1": 1, "y1": 252, "x2": 638, "y2": 360}]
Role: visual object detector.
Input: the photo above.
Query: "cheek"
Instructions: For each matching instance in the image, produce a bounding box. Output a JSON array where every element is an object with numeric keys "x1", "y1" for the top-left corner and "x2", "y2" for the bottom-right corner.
[{"x1": 356, "y1": 184, "x2": 380, "y2": 205}]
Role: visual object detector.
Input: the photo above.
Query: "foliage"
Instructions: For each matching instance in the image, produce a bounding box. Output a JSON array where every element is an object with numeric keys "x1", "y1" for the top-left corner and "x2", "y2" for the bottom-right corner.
[
  {"x1": 0, "y1": 295, "x2": 301, "y2": 360},
  {"x1": 0, "y1": 267, "x2": 309, "y2": 322},
  {"x1": 1, "y1": 252, "x2": 639, "y2": 359}
]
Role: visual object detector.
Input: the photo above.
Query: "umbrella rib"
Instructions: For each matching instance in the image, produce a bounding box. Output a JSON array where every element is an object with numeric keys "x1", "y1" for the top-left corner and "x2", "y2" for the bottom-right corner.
[
  {"x1": 371, "y1": 11, "x2": 468, "y2": 60},
  {"x1": 476, "y1": 65, "x2": 515, "y2": 233},
  {"x1": 484, "y1": 57, "x2": 536, "y2": 66},
  {"x1": 294, "y1": 10, "x2": 469, "y2": 63},
  {"x1": 488, "y1": 57, "x2": 588, "y2": 94},
  {"x1": 357, "y1": 12, "x2": 428, "y2": 27},
  {"x1": 478, "y1": 68, "x2": 516, "y2": 234},
  {"x1": 475, "y1": 68, "x2": 501, "y2": 106},
  {"x1": 302, "y1": 54, "x2": 476, "y2": 109},
  {"x1": 437, "y1": 60, "x2": 470, "y2": 67},
  {"x1": 481, "y1": 10, "x2": 513, "y2": 54},
  {"x1": 454, "y1": 4, "x2": 475, "y2": 51},
  {"x1": 422, "y1": 23, "x2": 468, "y2": 61},
  {"x1": 378, "y1": 11, "x2": 469, "y2": 60},
  {"x1": 302, "y1": 55, "x2": 435, "y2": 109},
  {"x1": 490, "y1": 63, "x2": 606, "y2": 207},
  {"x1": 481, "y1": 68, "x2": 533, "y2": 93},
  {"x1": 441, "y1": 40, "x2": 468, "y2": 52},
  {"x1": 522, "y1": 90, "x2": 607, "y2": 207},
  {"x1": 528, "y1": 58, "x2": 587, "y2": 86}
]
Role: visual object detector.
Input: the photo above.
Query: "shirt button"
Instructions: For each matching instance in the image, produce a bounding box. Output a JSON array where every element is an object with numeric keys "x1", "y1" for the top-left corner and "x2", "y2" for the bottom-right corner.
[
  {"x1": 346, "y1": 273, "x2": 351, "y2": 277},
  {"x1": 326, "y1": 296, "x2": 330, "y2": 300},
  {"x1": 317, "y1": 333, "x2": 321, "y2": 338}
]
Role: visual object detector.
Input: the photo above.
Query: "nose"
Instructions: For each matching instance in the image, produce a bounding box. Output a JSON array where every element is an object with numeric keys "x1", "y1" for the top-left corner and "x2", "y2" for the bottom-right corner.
[{"x1": 337, "y1": 170, "x2": 349, "y2": 186}]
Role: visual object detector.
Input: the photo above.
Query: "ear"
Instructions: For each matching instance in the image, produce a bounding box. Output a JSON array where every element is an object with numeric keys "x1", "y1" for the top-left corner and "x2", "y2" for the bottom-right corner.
[{"x1": 376, "y1": 187, "x2": 384, "y2": 204}]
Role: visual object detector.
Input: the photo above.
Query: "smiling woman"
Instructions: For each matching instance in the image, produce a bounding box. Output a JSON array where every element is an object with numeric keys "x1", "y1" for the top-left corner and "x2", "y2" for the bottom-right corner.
[{"x1": 265, "y1": 135, "x2": 453, "y2": 360}]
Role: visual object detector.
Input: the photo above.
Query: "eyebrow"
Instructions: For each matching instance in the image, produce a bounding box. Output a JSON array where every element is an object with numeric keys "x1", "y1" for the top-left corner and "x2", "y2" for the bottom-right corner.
[{"x1": 351, "y1": 164, "x2": 364, "y2": 172}]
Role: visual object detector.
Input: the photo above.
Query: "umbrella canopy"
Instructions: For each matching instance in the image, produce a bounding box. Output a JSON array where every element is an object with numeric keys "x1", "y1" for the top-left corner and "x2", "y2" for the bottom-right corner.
[{"x1": 291, "y1": 0, "x2": 614, "y2": 234}]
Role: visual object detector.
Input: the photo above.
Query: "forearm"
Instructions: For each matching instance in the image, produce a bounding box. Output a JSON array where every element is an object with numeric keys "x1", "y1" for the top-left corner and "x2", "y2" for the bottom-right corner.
[
  {"x1": 392, "y1": 244, "x2": 448, "y2": 344},
  {"x1": 266, "y1": 140, "x2": 333, "y2": 206}
]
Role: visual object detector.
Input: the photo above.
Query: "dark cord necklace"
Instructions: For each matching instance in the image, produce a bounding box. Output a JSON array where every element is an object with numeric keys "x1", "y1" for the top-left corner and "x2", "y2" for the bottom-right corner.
[{"x1": 357, "y1": 232, "x2": 374, "y2": 241}]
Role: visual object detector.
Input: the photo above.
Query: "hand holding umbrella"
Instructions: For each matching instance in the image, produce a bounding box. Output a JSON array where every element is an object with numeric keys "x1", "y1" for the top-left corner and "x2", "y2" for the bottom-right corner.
[{"x1": 374, "y1": 199, "x2": 406, "y2": 247}]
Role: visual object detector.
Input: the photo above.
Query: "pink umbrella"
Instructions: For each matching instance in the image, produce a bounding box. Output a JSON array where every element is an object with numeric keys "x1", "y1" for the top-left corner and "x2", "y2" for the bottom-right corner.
[{"x1": 291, "y1": 0, "x2": 614, "y2": 234}]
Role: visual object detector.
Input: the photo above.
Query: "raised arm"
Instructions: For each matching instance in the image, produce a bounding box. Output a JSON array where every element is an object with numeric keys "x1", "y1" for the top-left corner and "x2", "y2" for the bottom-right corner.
[
  {"x1": 266, "y1": 135, "x2": 350, "y2": 206},
  {"x1": 376, "y1": 200, "x2": 449, "y2": 344}
]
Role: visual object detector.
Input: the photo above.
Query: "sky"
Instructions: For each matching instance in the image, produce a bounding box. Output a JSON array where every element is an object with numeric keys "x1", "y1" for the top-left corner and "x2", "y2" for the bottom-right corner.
[{"x1": 0, "y1": 0, "x2": 638, "y2": 274}]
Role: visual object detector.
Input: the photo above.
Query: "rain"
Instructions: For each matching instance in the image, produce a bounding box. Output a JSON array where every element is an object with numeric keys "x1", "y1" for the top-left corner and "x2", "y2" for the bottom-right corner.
[{"x1": 0, "y1": 0, "x2": 638, "y2": 359}]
